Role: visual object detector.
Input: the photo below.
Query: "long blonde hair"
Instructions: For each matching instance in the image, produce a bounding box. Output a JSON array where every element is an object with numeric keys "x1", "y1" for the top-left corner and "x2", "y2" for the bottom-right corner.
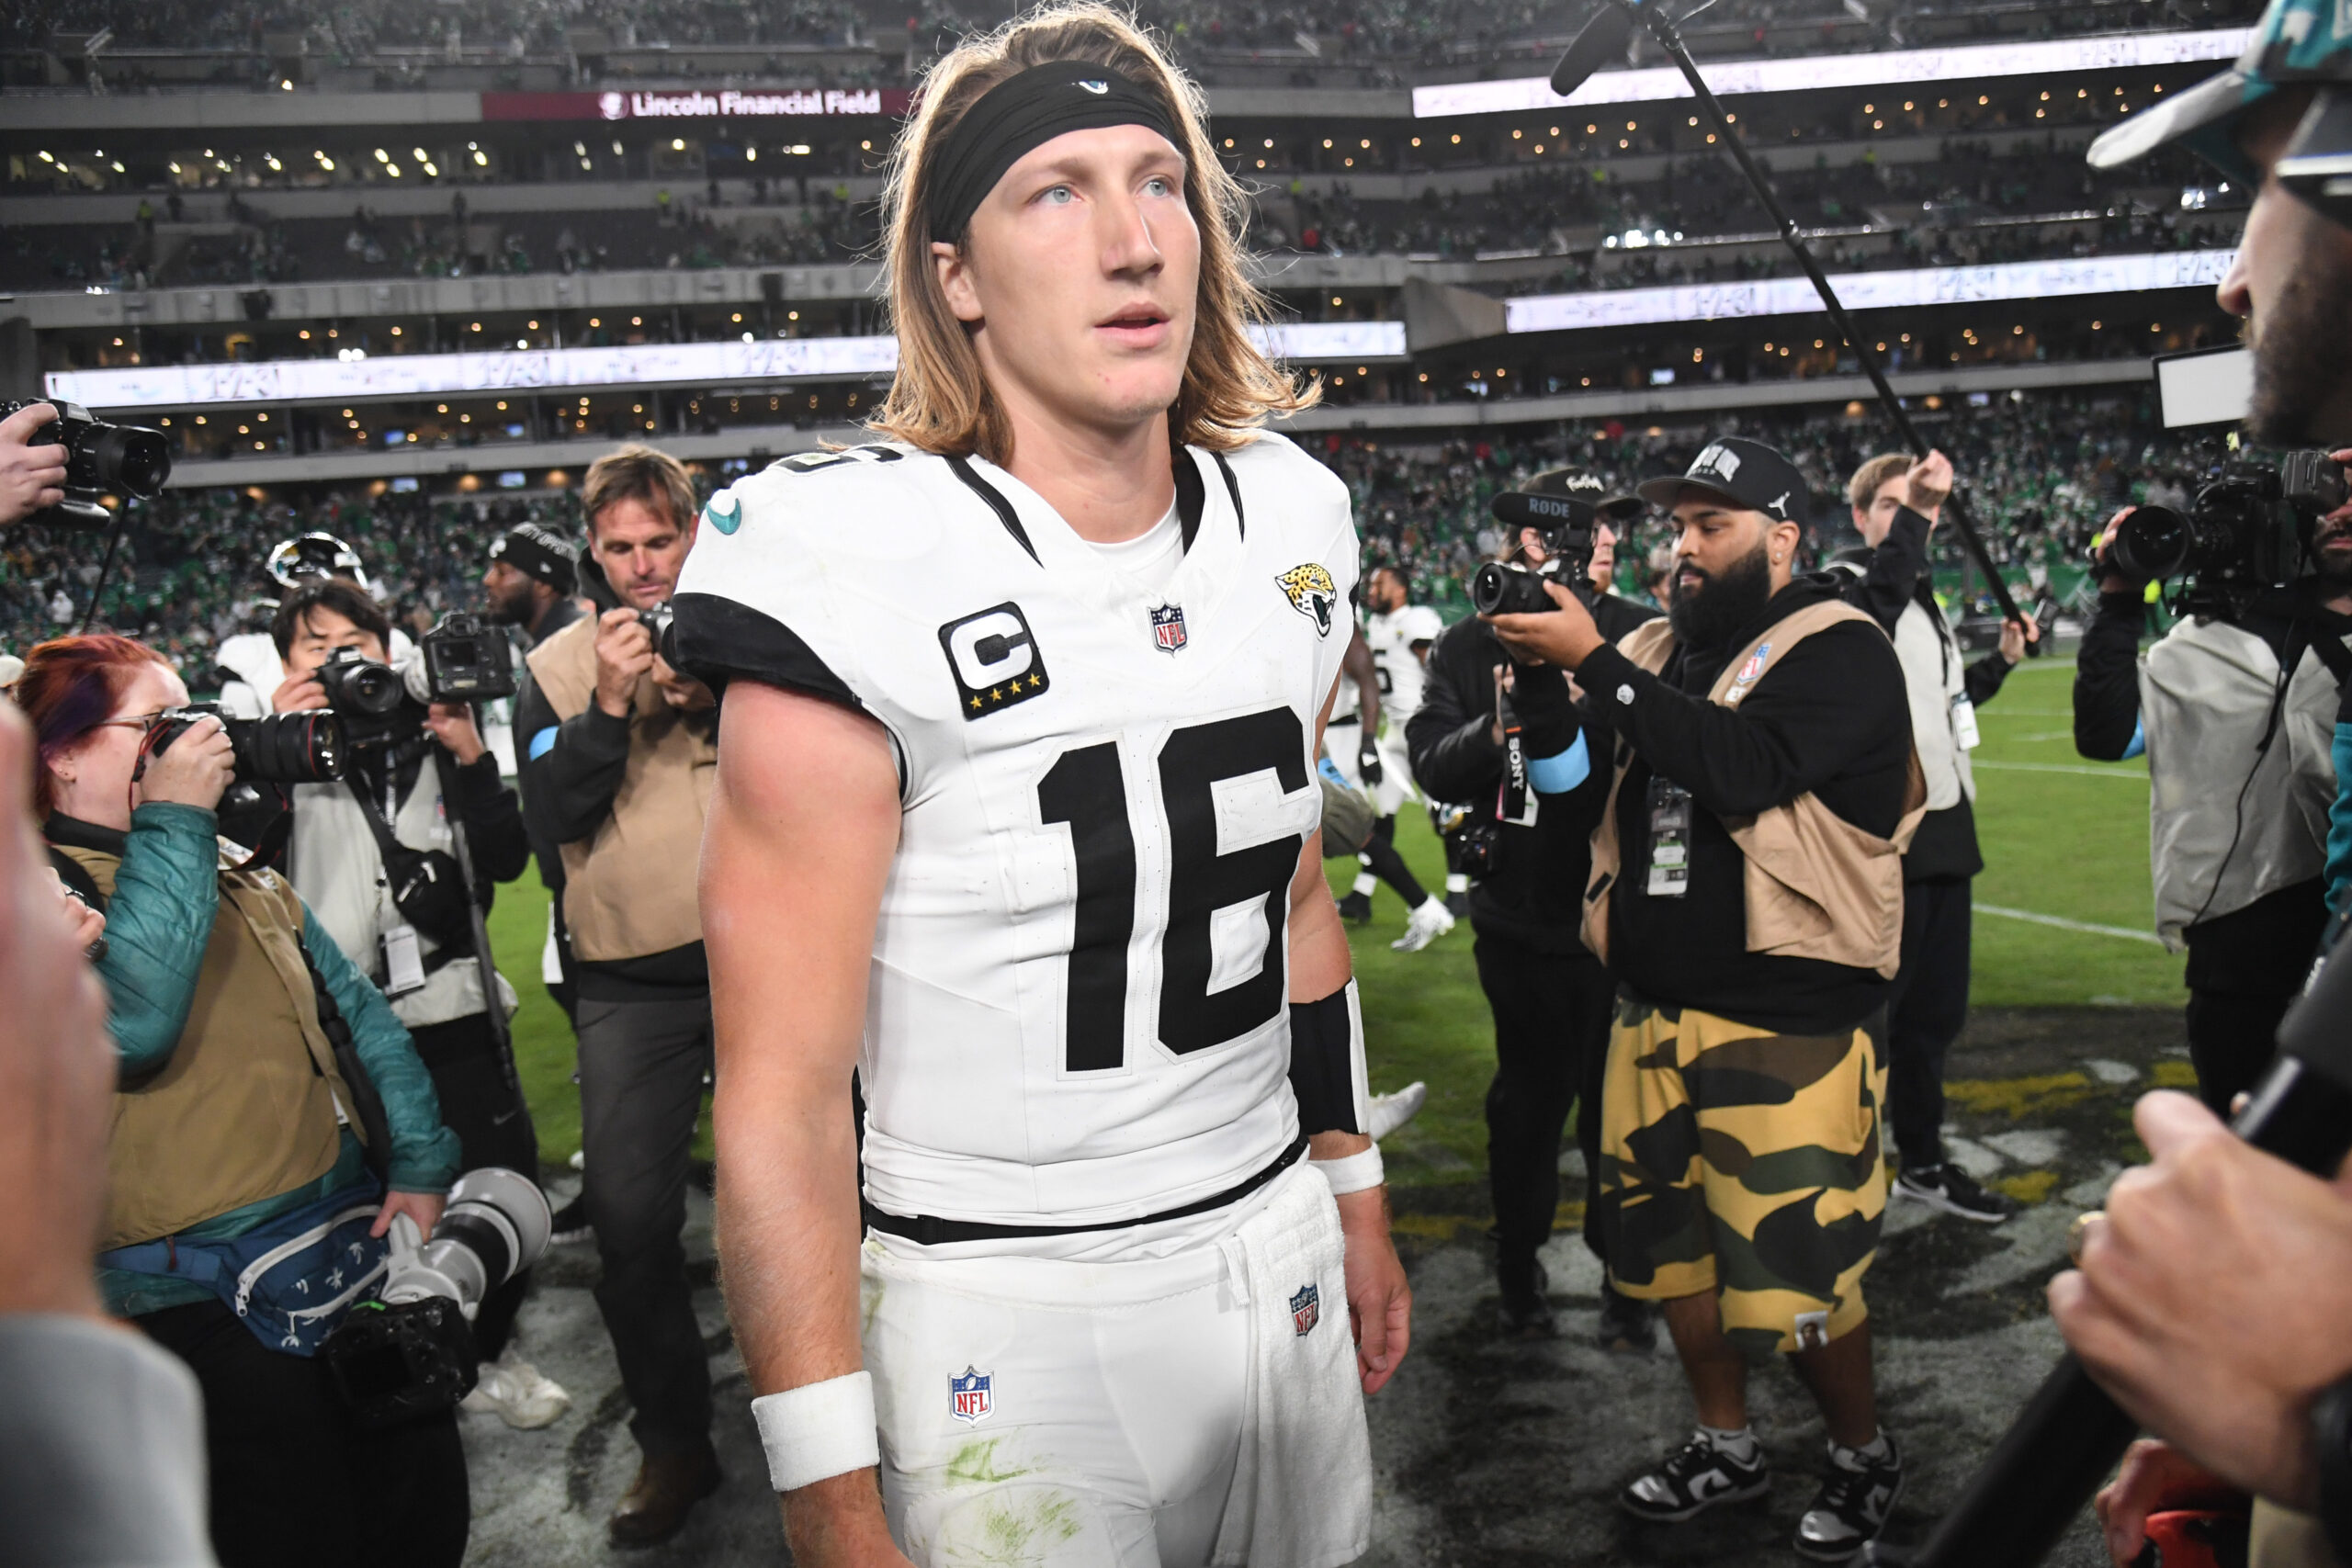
[{"x1": 867, "y1": 3, "x2": 1317, "y2": 461}]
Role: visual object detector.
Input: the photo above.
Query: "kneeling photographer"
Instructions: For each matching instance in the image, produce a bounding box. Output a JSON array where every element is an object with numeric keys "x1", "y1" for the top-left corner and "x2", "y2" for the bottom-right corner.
[
  {"x1": 265, "y1": 579, "x2": 567, "y2": 1429},
  {"x1": 2074, "y1": 448, "x2": 2352, "y2": 1116},
  {"x1": 1406, "y1": 469, "x2": 1657, "y2": 1348},
  {"x1": 16, "y1": 633, "x2": 467, "y2": 1568}
]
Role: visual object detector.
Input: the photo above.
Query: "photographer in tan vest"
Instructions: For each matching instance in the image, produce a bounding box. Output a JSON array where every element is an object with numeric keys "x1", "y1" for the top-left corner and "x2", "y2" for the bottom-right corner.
[
  {"x1": 514, "y1": 445, "x2": 719, "y2": 1545},
  {"x1": 1487, "y1": 435, "x2": 1921, "y2": 1563}
]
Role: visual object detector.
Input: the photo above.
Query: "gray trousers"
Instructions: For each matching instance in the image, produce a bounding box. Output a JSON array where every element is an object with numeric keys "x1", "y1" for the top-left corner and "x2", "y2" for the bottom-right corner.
[{"x1": 577, "y1": 991, "x2": 715, "y2": 1460}]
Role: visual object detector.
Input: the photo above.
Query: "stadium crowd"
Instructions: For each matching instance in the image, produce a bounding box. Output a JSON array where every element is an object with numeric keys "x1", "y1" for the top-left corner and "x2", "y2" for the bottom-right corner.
[{"x1": 0, "y1": 390, "x2": 2177, "y2": 664}]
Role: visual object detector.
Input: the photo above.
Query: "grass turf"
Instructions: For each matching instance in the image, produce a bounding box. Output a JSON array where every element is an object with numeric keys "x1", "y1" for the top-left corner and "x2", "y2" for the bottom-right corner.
[{"x1": 487, "y1": 651, "x2": 2185, "y2": 1185}]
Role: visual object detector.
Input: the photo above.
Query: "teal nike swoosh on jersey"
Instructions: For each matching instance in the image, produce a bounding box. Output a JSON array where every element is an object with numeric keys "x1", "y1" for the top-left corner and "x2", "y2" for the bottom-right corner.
[{"x1": 705, "y1": 495, "x2": 742, "y2": 535}]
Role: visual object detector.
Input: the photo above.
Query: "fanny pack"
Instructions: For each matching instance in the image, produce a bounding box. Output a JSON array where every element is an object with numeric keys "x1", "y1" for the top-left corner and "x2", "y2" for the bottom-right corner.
[{"x1": 101, "y1": 1172, "x2": 390, "y2": 1357}]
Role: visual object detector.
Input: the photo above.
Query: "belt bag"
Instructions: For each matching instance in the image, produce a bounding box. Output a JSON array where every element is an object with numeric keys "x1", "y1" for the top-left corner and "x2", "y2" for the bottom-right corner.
[{"x1": 101, "y1": 1173, "x2": 390, "y2": 1357}]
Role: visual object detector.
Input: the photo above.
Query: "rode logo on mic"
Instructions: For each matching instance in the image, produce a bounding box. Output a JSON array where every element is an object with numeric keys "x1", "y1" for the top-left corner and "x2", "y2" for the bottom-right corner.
[{"x1": 940, "y1": 603, "x2": 1051, "y2": 719}]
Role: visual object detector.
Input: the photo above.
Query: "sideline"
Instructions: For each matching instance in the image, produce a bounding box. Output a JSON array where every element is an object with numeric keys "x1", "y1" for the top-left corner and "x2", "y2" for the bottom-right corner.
[{"x1": 1974, "y1": 902, "x2": 2166, "y2": 944}]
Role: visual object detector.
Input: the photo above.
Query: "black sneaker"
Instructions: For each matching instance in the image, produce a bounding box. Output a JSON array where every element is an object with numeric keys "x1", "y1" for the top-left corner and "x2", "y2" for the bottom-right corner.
[
  {"x1": 1619, "y1": 1432, "x2": 1771, "y2": 1522},
  {"x1": 1337, "y1": 890, "x2": 1374, "y2": 925},
  {"x1": 1793, "y1": 1435, "x2": 1904, "y2": 1561},
  {"x1": 1497, "y1": 1257, "x2": 1555, "y2": 1338},
  {"x1": 1893, "y1": 1163, "x2": 2018, "y2": 1224},
  {"x1": 548, "y1": 1196, "x2": 594, "y2": 1247},
  {"x1": 1597, "y1": 1282, "x2": 1657, "y2": 1354}
]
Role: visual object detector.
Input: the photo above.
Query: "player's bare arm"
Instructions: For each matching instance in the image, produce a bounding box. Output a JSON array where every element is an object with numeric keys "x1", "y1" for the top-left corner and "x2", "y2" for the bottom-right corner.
[
  {"x1": 704, "y1": 681, "x2": 911, "y2": 1568},
  {"x1": 1297, "y1": 690, "x2": 1413, "y2": 1393}
]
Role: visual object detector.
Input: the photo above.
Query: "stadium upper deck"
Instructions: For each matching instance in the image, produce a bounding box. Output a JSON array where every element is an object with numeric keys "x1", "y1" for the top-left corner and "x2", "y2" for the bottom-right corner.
[{"x1": 0, "y1": 0, "x2": 2260, "y2": 490}]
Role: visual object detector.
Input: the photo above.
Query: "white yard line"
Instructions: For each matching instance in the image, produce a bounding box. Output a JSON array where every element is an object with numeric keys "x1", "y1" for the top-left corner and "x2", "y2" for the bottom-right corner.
[
  {"x1": 1975, "y1": 903, "x2": 2166, "y2": 944},
  {"x1": 1973, "y1": 760, "x2": 2149, "y2": 779}
]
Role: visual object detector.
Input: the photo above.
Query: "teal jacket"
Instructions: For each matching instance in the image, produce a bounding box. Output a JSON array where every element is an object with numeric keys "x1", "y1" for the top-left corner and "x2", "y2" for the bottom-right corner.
[{"x1": 51, "y1": 804, "x2": 461, "y2": 1317}]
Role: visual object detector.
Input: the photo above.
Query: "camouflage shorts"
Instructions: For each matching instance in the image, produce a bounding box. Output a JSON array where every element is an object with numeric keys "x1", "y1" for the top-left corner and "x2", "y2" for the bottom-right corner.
[{"x1": 1597, "y1": 992, "x2": 1888, "y2": 1356}]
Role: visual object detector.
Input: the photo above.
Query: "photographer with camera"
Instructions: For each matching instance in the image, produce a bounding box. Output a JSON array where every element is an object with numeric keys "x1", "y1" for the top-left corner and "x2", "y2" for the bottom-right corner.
[
  {"x1": 2033, "y1": 9, "x2": 2352, "y2": 1563},
  {"x1": 1829, "y1": 449, "x2": 2034, "y2": 1225},
  {"x1": 1488, "y1": 437, "x2": 1921, "y2": 1562},
  {"x1": 513, "y1": 443, "x2": 719, "y2": 1546},
  {"x1": 16, "y1": 632, "x2": 466, "y2": 1568},
  {"x1": 216, "y1": 535, "x2": 413, "y2": 723},
  {"x1": 2074, "y1": 468, "x2": 2352, "y2": 1119},
  {"x1": 264, "y1": 578, "x2": 567, "y2": 1430},
  {"x1": 1408, "y1": 469, "x2": 1658, "y2": 1348}
]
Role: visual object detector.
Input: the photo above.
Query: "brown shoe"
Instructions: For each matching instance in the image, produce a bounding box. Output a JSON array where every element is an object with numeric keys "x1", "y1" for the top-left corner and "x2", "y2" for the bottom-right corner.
[{"x1": 607, "y1": 1445, "x2": 721, "y2": 1548}]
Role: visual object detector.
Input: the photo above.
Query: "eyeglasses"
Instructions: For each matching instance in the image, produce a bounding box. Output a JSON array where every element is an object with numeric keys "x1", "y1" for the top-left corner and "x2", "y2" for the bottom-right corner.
[{"x1": 91, "y1": 710, "x2": 175, "y2": 733}]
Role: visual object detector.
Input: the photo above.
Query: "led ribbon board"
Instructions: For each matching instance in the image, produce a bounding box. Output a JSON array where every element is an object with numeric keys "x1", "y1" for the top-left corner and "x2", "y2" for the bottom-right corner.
[
  {"x1": 1502, "y1": 249, "x2": 2237, "y2": 334},
  {"x1": 47, "y1": 321, "x2": 1408, "y2": 411},
  {"x1": 1413, "y1": 27, "x2": 2251, "y2": 118}
]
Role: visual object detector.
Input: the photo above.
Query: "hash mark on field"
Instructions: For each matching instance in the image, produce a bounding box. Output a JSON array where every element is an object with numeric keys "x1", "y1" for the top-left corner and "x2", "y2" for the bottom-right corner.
[{"x1": 1975, "y1": 902, "x2": 2164, "y2": 944}]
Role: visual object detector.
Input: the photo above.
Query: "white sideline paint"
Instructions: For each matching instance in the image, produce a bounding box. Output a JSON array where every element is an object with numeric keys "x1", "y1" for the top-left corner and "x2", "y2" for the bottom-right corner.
[{"x1": 1973, "y1": 760, "x2": 2150, "y2": 779}]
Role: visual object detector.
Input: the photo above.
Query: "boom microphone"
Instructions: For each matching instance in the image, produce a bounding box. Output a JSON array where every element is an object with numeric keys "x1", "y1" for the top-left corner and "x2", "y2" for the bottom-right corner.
[{"x1": 1550, "y1": 1, "x2": 1636, "y2": 97}]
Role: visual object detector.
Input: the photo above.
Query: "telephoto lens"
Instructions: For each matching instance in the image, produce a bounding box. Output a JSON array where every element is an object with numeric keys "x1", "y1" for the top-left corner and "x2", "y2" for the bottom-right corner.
[
  {"x1": 147, "y1": 705, "x2": 345, "y2": 785},
  {"x1": 322, "y1": 1168, "x2": 552, "y2": 1430}
]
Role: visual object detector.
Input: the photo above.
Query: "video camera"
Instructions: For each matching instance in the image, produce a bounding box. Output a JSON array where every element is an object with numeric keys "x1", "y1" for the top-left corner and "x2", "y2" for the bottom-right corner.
[
  {"x1": 1, "y1": 399, "x2": 172, "y2": 529},
  {"x1": 2108, "y1": 449, "x2": 2346, "y2": 619},
  {"x1": 1470, "y1": 487, "x2": 1607, "y2": 616},
  {"x1": 322, "y1": 1168, "x2": 550, "y2": 1429},
  {"x1": 147, "y1": 703, "x2": 345, "y2": 785}
]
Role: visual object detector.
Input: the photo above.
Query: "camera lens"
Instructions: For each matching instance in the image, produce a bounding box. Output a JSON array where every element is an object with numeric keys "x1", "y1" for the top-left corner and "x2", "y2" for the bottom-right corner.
[
  {"x1": 85, "y1": 424, "x2": 172, "y2": 500},
  {"x1": 334, "y1": 660, "x2": 405, "y2": 717},
  {"x1": 2109, "y1": 505, "x2": 2191, "y2": 582},
  {"x1": 228, "y1": 711, "x2": 345, "y2": 784},
  {"x1": 1470, "y1": 562, "x2": 1511, "y2": 615}
]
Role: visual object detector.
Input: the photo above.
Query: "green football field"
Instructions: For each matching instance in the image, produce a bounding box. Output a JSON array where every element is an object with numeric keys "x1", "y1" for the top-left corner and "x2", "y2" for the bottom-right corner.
[{"x1": 484, "y1": 654, "x2": 2181, "y2": 1189}]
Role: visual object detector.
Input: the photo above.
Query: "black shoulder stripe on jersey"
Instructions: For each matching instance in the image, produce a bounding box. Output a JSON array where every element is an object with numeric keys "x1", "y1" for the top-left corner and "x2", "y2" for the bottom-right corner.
[
  {"x1": 1211, "y1": 449, "x2": 1245, "y2": 540},
  {"x1": 667, "y1": 592, "x2": 864, "y2": 712},
  {"x1": 945, "y1": 456, "x2": 1040, "y2": 566},
  {"x1": 1173, "y1": 446, "x2": 1205, "y2": 553}
]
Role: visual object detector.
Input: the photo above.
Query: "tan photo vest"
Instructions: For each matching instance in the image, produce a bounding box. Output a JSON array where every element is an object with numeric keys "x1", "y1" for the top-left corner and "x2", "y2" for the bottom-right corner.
[
  {"x1": 60, "y1": 841, "x2": 361, "y2": 1250},
  {"x1": 524, "y1": 614, "x2": 717, "y2": 963},
  {"x1": 1582, "y1": 600, "x2": 1927, "y2": 979}
]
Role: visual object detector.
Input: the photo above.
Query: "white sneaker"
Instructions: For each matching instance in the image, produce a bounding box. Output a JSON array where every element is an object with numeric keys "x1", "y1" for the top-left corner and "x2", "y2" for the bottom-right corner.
[
  {"x1": 1390, "y1": 897, "x2": 1456, "y2": 952},
  {"x1": 461, "y1": 1352, "x2": 572, "y2": 1430},
  {"x1": 1370, "y1": 1081, "x2": 1428, "y2": 1140}
]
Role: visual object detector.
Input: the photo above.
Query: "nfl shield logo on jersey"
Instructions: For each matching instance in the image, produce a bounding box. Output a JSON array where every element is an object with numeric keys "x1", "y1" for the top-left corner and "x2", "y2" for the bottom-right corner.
[
  {"x1": 1290, "y1": 1283, "x2": 1320, "y2": 1337},
  {"x1": 1149, "y1": 603, "x2": 1188, "y2": 654},
  {"x1": 949, "y1": 1366, "x2": 993, "y2": 1425}
]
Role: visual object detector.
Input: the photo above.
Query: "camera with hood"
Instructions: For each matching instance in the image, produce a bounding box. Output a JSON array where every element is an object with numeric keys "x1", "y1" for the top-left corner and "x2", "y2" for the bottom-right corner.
[
  {"x1": 2109, "y1": 450, "x2": 2346, "y2": 618},
  {"x1": 146, "y1": 703, "x2": 345, "y2": 786},
  {"x1": 312, "y1": 646, "x2": 414, "y2": 750},
  {"x1": 322, "y1": 1168, "x2": 550, "y2": 1429},
  {"x1": 2, "y1": 399, "x2": 173, "y2": 530}
]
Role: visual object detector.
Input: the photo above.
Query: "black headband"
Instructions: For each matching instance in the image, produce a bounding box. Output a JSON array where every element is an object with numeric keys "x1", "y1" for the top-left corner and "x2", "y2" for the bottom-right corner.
[{"x1": 925, "y1": 60, "x2": 1182, "y2": 243}]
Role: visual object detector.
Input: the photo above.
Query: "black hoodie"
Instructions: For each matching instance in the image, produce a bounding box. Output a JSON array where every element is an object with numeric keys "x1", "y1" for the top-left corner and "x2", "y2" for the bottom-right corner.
[{"x1": 1577, "y1": 576, "x2": 1915, "y2": 1034}]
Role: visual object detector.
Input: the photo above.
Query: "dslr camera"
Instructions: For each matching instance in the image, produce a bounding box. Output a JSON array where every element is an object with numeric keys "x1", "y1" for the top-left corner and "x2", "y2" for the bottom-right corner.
[
  {"x1": 2109, "y1": 450, "x2": 2346, "y2": 618},
  {"x1": 146, "y1": 703, "x2": 345, "y2": 785},
  {"x1": 313, "y1": 646, "x2": 413, "y2": 750},
  {"x1": 406, "y1": 611, "x2": 516, "y2": 705},
  {"x1": 1, "y1": 399, "x2": 173, "y2": 529},
  {"x1": 322, "y1": 1168, "x2": 550, "y2": 1429},
  {"x1": 1470, "y1": 486, "x2": 1605, "y2": 616}
]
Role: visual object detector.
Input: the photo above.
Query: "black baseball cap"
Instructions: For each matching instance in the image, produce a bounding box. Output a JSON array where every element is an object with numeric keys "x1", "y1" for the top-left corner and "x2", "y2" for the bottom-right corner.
[{"x1": 1636, "y1": 437, "x2": 1811, "y2": 530}]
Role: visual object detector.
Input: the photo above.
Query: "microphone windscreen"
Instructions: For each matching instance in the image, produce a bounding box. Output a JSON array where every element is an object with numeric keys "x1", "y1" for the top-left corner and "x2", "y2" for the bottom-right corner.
[{"x1": 1550, "y1": 3, "x2": 1635, "y2": 98}]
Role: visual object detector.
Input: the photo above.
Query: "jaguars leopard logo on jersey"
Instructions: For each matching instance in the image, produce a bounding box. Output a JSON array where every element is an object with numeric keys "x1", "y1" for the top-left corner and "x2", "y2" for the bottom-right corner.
[
  {"x1": 1276, "y1": 562, "x2": 1339, "y2": 637},
  {"x1": 667, "y1": 432, "x2": 1358, "y2": 1231}
]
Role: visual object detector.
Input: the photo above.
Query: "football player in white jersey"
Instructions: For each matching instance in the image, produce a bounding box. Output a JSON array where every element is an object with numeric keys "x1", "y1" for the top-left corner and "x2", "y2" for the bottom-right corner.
[
  {"x1": 1326, "y1": 565, "x2": 1455, "y2": 953},
  {"x1": 669, "y1": 9, "x2": 1411, "y2": 1567}
]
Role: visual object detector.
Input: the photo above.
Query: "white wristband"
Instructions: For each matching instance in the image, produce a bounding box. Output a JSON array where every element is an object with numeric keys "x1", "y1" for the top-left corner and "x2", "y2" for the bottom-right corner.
[
  {"x1": 1311, "y1": 1145, "x2": 1385, "y2": 1194},
  {"x1": 751, "y1": 1371, "x2": 880, "y2": 1494}
]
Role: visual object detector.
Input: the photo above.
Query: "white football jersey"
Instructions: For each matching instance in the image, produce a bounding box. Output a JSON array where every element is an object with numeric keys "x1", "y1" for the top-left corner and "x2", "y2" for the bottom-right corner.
[
  {"x1": 1363, "y1": 604, "x2": 1444, "y2": 728},
  {"x1": 673, "y1": 435, "x2": 1359, "y2": 1228}
]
